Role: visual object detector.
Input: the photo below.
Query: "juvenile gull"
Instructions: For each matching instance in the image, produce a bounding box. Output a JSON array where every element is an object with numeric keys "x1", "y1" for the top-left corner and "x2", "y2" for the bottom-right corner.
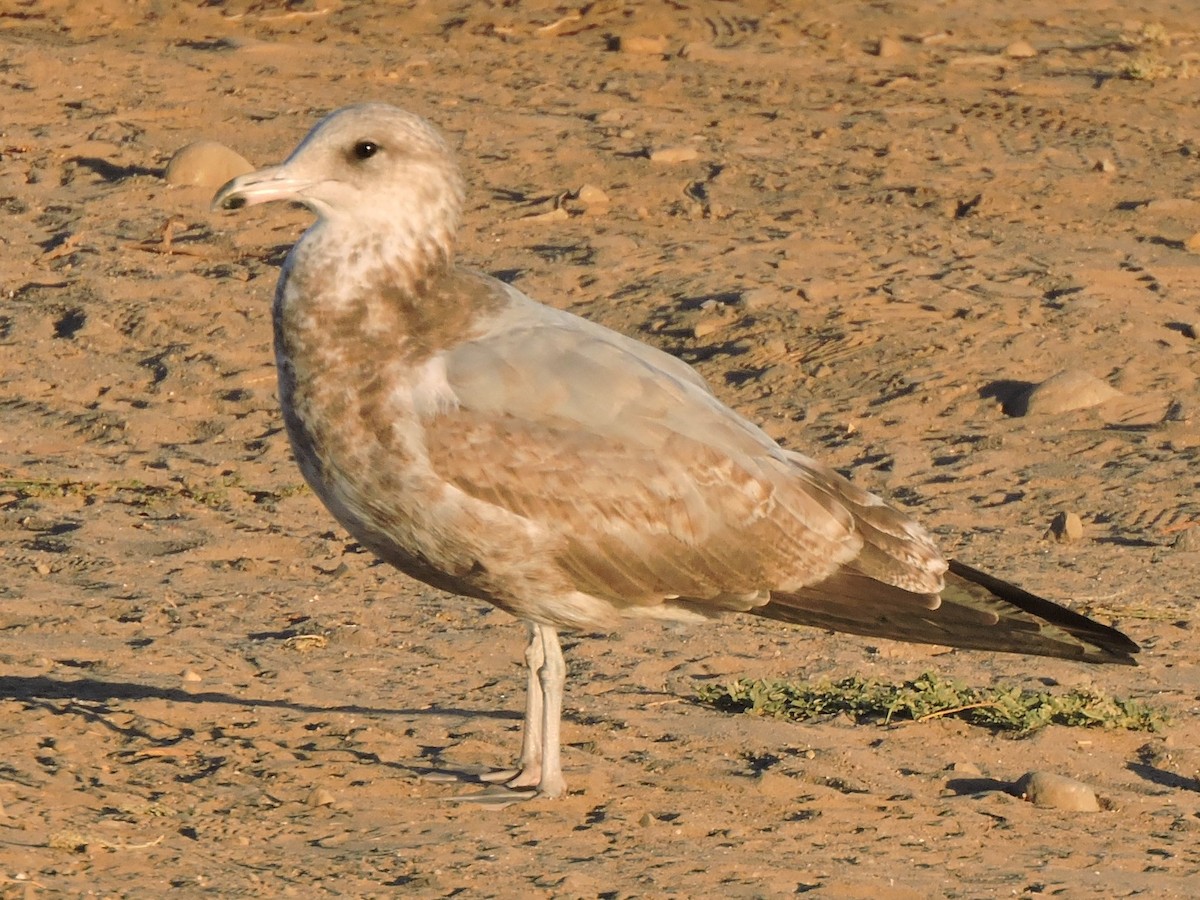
[{"x1": 212, "y1": 104, "x2": 1138, "y2": 800}]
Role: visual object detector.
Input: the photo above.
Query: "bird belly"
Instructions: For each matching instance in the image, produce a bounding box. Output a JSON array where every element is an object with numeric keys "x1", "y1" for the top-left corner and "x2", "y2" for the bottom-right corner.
[{"x1": 276, "y1": 353, "x2": 634, "y2": 630}]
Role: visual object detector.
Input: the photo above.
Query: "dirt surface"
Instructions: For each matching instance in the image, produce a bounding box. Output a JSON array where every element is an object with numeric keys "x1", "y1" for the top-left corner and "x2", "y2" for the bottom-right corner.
[{"x1": 2, "y1": 1, "x2": 1199, "y2": 896}]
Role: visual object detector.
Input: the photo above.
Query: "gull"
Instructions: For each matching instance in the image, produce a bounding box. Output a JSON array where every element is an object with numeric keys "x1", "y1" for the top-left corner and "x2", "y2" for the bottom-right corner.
[{"x1": 212, "y1": 103, "x2": 1138, "y2": 800}]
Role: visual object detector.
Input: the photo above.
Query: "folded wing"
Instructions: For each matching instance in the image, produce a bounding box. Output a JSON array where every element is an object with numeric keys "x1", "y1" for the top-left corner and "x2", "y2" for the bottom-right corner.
[{"x1": 422, "y1": 285, "x2": 1137, "y2": 665}]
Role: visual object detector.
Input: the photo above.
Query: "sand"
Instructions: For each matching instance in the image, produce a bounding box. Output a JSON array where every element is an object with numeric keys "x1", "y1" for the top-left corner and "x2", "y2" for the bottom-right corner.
[{"x1": 0, "y1": 1, "x2": 1197, "y2": 896}]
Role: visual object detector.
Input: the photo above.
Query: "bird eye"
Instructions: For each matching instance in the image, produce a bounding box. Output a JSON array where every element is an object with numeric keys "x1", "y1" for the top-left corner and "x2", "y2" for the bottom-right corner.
[{"x1": 352, "y1": 140, "x2": 379, "y2": 160}]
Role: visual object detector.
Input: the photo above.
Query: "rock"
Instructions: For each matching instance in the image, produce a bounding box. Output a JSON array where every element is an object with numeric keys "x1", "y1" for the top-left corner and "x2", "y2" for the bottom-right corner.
[
  {"x1": 649, "y1": 145, "x2": 699, "y2": 164},
  {"x1": 1184, "y1": 232, "x2": 1200, "y2": 253},
  {"x1": 518, "y1": 207, "x2": 569, "y2": 224},
  {"x1": 693, "y1": 315, "x2": 730, "y2": 339},
  {"x1": 1010, "y1": 369, "x2": 1122, "y2": 416},
  {"x1": 165, "y1": 140, "x2": 254, "y2": 188},
  {"x1": 1014, "y1": 771, "x2": 1100, "y2": 812},
  {"x1": 577, "y1": 183, "x2": 610, "y2": 206},
  {"x1": 1144, "y1": 198, "x2": 1200, "y2": 215},
  {"x1": 948, "y1": 761, "x2": 982, "y2": 776},
  {"x1": 617, "y1": 34, "x2": 669, "y2": 55},
  {"x1": 1172, "y1": 527, "x2": 1200, "y2": 551},
  {"x1": 1044, "y1": 511, "x2": 1084, "y2": 543},
  {"x1": 1004, "y1": 40, "x2": 1038, "y2": 59},
  {"x1": 799, "y1": 279, "x2": 841, "y2": 304},
  {"x1": 874, "y1": 36, "x2": 905, "y2": 58},
  {"x1": 739, "y1": 288, "x2": 777, "y2": 310},
  {"x1": 181, "y1": 669, "x2": 202, "y2": 683},
  {"x1": 306, "y1": 787, "x2": 336, "y2": 807},
  {"x1": 313, "y1": 830, "x2": 351, "y2": 847}
]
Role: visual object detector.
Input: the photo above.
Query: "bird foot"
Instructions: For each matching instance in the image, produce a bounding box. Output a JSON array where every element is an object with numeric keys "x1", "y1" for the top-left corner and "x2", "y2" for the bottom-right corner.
[
  {"x1": 478, "y1": 765, "x2": 541, "y2": 789},
  {"x1": 439, "y1": 762, "x2": 566, "y2": 803},
  {"x1": 477, "y1": 767, "x2": 521, "y2": 784}
]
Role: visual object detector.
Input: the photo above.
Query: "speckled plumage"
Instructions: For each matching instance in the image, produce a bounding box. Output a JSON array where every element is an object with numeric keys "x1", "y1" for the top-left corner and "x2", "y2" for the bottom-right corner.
[{"x1": 213, "y1": 103, "x2": 1138, "y2": 800}]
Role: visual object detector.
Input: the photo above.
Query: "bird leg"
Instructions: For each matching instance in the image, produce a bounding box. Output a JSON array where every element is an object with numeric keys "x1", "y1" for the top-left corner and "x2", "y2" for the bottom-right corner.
[
  {"x1": 482, "y1": 620, "x2": 544, "y2": 787},
  {"x1": 531, "y1": 623, "x2": 566, "y2": 798},
  {"x1": 477, "y1": 621, "x2": 567, "y2": 797}
]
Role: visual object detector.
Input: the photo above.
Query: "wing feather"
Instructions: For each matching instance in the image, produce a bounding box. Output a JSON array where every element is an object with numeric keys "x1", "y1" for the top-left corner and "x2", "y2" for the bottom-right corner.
[{"x1": 420, "y1": 300, "x2": 946, "y2": 614}]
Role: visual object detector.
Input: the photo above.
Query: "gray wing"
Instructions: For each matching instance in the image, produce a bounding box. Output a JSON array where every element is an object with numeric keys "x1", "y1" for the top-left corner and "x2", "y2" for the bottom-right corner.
[
  {"x1": 421, "y1": 282, "x2": 1136, "y2": 665},
  {"x1": 423, "y1": 288, "x2": 946, "y2": 615}
]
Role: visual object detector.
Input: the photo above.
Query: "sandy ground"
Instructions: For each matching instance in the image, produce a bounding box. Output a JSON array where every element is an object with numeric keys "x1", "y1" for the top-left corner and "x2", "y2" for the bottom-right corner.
[{"x1": 1, "y1": 1, "x2": 1199, "y2": 896}]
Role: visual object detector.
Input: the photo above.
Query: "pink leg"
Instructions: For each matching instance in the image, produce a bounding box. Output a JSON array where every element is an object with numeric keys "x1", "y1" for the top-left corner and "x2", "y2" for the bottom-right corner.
[
  {"x1": 471, "y1": 622, "x2": 566, "y2": 800},
  {"x1": 533, "y1": 623, "x2": 566, "y2": 798},
  {"x1": 500, "y1": 621, "x2": 546, "y2": 788}
]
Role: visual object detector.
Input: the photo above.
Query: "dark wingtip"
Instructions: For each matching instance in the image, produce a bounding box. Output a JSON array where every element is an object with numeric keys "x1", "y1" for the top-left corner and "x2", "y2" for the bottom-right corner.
[{"x1": 947, "y1": 559, "x2": 1141, "y2": 664}]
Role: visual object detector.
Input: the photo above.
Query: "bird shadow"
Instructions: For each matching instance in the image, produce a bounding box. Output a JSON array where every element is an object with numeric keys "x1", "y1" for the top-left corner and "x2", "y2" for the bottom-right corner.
[
  {"x1": 0, "y1": 673, "x2": 520, "y2": 736},
  {"x1": 0, "y1": 673, "x2": 615, "y2": 795},
  {"x1": 1, "y1": 673, "x2": 533, "y2": 789}
]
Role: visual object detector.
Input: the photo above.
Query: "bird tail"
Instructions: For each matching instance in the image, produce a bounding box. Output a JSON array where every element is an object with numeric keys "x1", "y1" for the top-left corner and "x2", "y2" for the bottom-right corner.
[{"x1": 754, "y1": 559, "x2": 1139, "y2": 666}]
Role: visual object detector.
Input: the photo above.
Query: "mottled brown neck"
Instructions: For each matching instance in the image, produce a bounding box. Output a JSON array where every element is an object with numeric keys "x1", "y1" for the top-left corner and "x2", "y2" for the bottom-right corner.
[{"x1": 277, "y1": 257, "x2": 510, "y2": 372}]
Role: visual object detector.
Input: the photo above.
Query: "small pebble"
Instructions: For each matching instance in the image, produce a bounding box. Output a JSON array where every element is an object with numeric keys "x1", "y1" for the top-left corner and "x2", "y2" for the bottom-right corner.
[
  {"x1": 307, "y1": 787, "x2": 336, "y2": 808},
  {"x1": 181, "y1": 669, "x2": 202, "y2": 683},
  {"x1": 693, "y1": 316, "x2": 729, "y2": 339},
  {"x1": 799, "y1": 279, "x2": 841, "y2": 304},
  {"x1": 1185, "y1": 232, "x2": 1200, "y2": 253},
  {"x1": 1014, "y1": 771, "x2": 1100, "y2": 812},
  {"x1": 519, "y1": 207, "x2": 569, "y2": 224},
  {"x1": 576, "y1": 183, "x2": 610, "y2": 206},
  {"x1": 1044, "y1": 511, "x2": 1084, "y2": 543},
  {"x1": 739, "y1": 288, "x2": 777, "y2": 310},
  {"x1": 874, "y1": 36, "x2": 905, "y2": 58},
  {"x1": 314, "y1": 830, "x2": 351, "y2": 847},
  {"x1": 165, "y1": 140, "x2": 254, "y2": 188},
  {"x1": 617, "y1": 34, "x2": 669, "y2": 55},
  {"x1": 1144, "y1": 198, "x2": 1199, "y2": 215},
  {"x1": 1004, "y1": 40, "x2": 1038, "y2": 59},
  {"x1": 1172, "y1": 527, "x2": 1200, "y2": 551},
  {"x1": 649, "y1": 145, "x2": 699, "y2": 164},
  {"x1": 1011, "y1": 369, "x2": 1122, "y2": 416},
  {"x1": 947, "y1": 761, "x2": 982, "y2": 776}
]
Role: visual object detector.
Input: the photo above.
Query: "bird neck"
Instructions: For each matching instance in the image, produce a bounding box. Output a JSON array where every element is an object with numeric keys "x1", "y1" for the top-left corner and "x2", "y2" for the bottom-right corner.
[{"x1": 304, "y1": 207, "x2": 456, "y2": 297}]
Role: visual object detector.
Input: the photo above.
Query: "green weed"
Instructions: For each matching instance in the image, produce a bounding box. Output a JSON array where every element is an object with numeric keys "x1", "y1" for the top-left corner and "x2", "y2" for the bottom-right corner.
[{"x1": 697, "y1": 671, "x2": 1165, "y2": 734}]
